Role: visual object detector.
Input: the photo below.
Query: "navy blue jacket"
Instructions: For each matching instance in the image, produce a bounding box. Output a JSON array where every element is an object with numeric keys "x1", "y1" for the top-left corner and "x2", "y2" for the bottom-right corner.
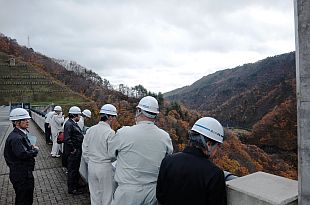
[
  {"x1": 64, "y1": 118, "x2": 84, "y2": 152},
  {"x1": 4, "y1": 128, "x2": 38, "y2": 172},
  {"x1": 156, "y1": 146, "x2": 227, "y2": 205}
]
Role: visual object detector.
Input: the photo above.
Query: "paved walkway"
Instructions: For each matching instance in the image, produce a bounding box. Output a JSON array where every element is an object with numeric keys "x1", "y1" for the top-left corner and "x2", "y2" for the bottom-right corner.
[{"x1": 0, "y1": 106, "x2": 90, "y2": 205}]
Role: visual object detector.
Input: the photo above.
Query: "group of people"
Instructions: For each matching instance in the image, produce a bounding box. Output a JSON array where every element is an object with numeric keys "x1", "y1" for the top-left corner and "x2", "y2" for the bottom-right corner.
[
  {"x1": 44, "y1": 106, "x2": 92, "y2": 157},
  {"x1": 44, "y1": 105, "x2": 93, "y2": 194},
  {"x1": 4, "y1": 95, "x2": 227, "y2": 205}
]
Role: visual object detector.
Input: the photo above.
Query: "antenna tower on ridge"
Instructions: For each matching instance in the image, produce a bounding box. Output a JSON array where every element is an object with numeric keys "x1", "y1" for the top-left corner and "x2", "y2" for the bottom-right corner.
[{"x1": 27, "y1": 35, "x2": 31, "y2": 48}]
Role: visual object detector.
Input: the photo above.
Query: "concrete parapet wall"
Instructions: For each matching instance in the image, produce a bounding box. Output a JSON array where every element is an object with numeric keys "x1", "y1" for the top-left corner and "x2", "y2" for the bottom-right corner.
[
  {"x1": 30, "y1": 111, "x2": 45, "y2": 132},
  {"x1": 226, "y1": 172, "x2": 298, "y2": 205}
]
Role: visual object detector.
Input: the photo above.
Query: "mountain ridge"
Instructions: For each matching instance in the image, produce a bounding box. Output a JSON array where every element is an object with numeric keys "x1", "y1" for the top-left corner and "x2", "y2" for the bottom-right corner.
[{"x1": 164, "y1": 52, "x2": 295, "y2": 128}]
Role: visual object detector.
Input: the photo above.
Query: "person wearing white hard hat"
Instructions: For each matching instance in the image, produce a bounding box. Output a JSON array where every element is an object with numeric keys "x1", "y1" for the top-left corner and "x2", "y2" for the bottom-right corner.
[
  {"x1": 156, "y1": 117, "x2": 227, "y2": 205},
  {"x1": 4, "y1": 108, "x2": 39, "y2": 205},
  {"x1": 77, "y1": 109, "x2": 92, "y2": 134},
  {"x1": 108, "y1": 96, "x2": 173, "y2": 205},
  {"x1": 50, "y1": 106, "x2": 64, "y2": 158},
  {"x1": 82, "y1": 104, "x2": 117, "y2": 205},
  {"x1": 64, "y1": 106, "x2": 84, "y2": 195}
]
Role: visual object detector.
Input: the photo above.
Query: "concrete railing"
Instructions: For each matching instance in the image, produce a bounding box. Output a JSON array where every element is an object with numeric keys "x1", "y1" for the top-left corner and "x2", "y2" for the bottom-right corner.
[
  {"x1": 29, "y1": 110, "x2": 298, "y2": 205},
  {"x1": 30, "y1": 110, "x2": 45, "y2": 132},
  {"x1": 226, "y1": 172, "x2": 298, "y2": 205}
]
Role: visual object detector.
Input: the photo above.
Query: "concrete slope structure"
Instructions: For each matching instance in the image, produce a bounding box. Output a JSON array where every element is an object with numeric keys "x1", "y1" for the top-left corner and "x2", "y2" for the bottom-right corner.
[{"x1": 0, "y1": 51, "x2": 92, "y2": 106}]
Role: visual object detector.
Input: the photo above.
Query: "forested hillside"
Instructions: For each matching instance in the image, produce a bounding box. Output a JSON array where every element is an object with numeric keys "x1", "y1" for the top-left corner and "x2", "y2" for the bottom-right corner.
[
  {"x1": 164, "y1": 52, "x2": 297, "y2": 176},
  {"x1": 0, "y1": 33, "x2": 297, "y2": 179},
  {"x1": 165, "y1": 52, "x2": 295, "y2": 128}
]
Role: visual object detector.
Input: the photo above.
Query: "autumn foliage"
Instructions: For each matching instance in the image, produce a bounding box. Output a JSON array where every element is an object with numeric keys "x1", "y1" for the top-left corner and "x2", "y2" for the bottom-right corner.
[
  {"x1": 0, "y1": 33, "x2": 298, "y2": 179},
  {"x1": 214, "y1": 130, "x2": 297, "y2": 179}
]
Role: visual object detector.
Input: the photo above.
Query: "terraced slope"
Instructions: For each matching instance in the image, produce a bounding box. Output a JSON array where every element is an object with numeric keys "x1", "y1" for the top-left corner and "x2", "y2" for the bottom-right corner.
[{"x1": 0, "y1": 52, "x2": 91, "y2": 106}]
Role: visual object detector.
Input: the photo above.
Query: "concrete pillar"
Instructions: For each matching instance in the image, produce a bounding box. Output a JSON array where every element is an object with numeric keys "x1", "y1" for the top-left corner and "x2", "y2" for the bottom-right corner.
[{"x1": 294, "y1": 0, "x2": 310, "y2": 204}]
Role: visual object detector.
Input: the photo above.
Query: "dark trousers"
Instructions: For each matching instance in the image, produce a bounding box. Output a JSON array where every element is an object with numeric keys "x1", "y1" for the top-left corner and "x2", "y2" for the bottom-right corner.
[
  {"x1": 9, "y1": 170, "x2": 34, "y2": 205},
  {"x1": 67, "y1": 149, "x2": 82, "y2": 192},
  {"x1": 62, "y1": 143, "x2": 69, "y2": 168},
  {"x1": 44, "y1": 123, "x2": 51, "y2": 143}
]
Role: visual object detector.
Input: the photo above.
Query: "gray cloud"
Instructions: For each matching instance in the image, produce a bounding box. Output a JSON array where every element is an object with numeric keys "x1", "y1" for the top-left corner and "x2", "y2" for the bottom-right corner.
[{"x1": 0, "y1": 0, "x2": 294, "y2": 92}]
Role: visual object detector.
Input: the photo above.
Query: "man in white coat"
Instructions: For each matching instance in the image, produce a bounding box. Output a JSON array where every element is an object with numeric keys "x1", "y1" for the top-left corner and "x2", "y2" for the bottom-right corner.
[
  {"x1": 82, "y1": 104, "x2": 118, "y2": 205},
  {"x1": 108, "y1": 96, "x2": 173, "y2": 205},
  {"x1": 50, "y1": 106, "x2": 64, "y2": 158}
]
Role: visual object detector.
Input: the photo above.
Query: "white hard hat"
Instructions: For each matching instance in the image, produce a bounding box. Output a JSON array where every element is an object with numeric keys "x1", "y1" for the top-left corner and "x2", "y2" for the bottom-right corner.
[
  {"x1": 9, "y1": 108, "x2": 31, "y2": 121},
  {"x1": 136, "y1": 96, "x2": 159, "y2": 114},
  {"x1": 100, "y1": 104, "x2": 117, "y2": 116},
  {"x1": 68, "y1": 106, "x2": 81, "y2": 114},
  {"x1": 54, "y1": 106, "x2": 62, "y2": 112},
  {"x1": 191, "y1": 117, "x2": 224, "y2": 144},
  {"x1": 82, "y1": 109, "x2": 92, "y2": 118}
]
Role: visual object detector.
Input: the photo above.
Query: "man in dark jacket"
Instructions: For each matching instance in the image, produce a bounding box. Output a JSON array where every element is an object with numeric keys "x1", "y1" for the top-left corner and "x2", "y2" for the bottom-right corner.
[
  {"x1": 156, "y1": 117, "x2": 227, "y2": 205},
  {"x1": 4, "y1": 108, "x2": 39, "y2": 205},
  {"x1": 64, "y1": 106, "x2": 84, "y2": 195}
]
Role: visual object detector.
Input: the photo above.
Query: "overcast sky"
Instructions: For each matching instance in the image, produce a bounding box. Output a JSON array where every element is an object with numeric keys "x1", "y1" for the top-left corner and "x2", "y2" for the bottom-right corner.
[{"x1": 0, "y1": 0, "x2": 295, "y2": 93}]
